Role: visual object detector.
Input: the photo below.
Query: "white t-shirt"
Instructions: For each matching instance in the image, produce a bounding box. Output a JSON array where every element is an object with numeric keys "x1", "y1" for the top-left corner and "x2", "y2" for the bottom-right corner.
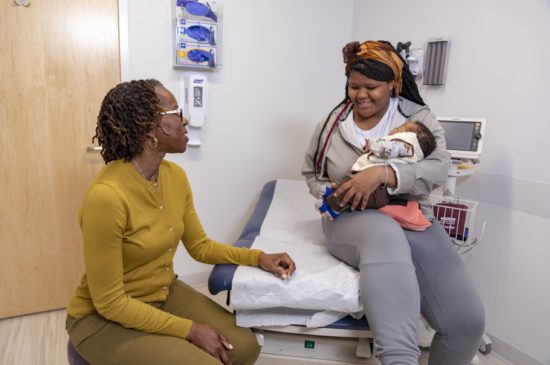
[{"x1": 342, "y1": 97, "x2": 406, "y2": 149}]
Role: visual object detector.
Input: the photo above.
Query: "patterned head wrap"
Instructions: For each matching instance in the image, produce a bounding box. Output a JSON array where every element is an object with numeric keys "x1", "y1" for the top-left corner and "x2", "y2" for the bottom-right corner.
[{"x1": 343, "y1": 41, "x2": 404, "y2": 95}]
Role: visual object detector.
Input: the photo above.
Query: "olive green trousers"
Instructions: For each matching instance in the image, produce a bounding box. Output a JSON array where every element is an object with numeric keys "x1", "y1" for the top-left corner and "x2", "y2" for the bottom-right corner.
[{"x1": 66, "y1": 279, "x2": 260, "y2": 365}]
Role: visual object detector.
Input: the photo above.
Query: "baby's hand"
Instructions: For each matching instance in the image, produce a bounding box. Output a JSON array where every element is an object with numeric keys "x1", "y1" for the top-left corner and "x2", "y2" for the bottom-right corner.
[{"x1": 363, "y1": 139, "x2": 371, "y2": 153}]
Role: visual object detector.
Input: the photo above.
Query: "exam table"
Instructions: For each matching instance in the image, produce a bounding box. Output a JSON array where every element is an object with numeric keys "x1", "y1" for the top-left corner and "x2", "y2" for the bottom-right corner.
[{"x1": 208, "y1": 180, "x2": 377, "y2": 364}]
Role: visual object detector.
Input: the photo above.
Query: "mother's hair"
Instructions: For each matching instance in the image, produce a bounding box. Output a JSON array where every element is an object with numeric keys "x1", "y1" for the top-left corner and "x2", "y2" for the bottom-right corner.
[
  {"x1": 344, "y1": 40, "x2": 425, "y2": 106},
  {"x1": 94, "y1": 79, "x2": 163, "y2": 164}
]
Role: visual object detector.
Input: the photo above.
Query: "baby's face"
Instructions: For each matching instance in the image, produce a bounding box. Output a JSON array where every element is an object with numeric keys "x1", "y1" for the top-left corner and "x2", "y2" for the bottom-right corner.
[{"x1": 389, "y1": 121, "x2": 418, "y2": 135}]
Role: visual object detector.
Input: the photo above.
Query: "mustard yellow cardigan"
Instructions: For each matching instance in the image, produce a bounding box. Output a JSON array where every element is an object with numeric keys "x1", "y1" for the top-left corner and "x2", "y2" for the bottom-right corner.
[{"x1": 67, "y1": 159, "x2": 262, "y2": 339}]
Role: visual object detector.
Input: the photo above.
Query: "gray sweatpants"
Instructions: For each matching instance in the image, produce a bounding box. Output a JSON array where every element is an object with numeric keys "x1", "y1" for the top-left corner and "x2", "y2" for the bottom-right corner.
[{"x1": 324, "y1": 210, "x2": 485, "y2": 365}]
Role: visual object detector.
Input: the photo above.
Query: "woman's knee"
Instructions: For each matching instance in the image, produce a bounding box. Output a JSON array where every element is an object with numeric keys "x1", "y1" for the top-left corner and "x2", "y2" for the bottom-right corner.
[
  {"x1": 437, "y1": 295, "x2": 486, "y2": 349},
  {"x1": 455, "y1": 300, "x2": 485, "y2": 343},
  {"x1": 227, "y1": 327, "x2": 260, "y2": 365}
]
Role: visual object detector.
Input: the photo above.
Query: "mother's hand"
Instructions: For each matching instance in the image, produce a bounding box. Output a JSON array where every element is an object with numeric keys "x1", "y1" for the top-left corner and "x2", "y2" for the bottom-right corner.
[
  {"x1": 258, "y1": 252, "x2": 296, "y2": 280},
  {"x1": 334, "y1": 166, "x2": 393, "y2": 210}
]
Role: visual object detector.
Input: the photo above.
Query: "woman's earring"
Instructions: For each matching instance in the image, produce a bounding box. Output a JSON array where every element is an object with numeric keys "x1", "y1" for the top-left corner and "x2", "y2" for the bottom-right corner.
[
  {"x1": 389, "y1": 88, "x2": 394, "y2": 96},
  {"x1": 148, "y1": 136, "x2": 159, "y2": 149}
]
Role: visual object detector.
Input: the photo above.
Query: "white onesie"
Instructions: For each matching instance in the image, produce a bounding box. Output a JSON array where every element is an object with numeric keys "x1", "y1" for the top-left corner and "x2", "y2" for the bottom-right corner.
[{"x1": 351, "y1": 131, "x2": 424, "y2": 172}]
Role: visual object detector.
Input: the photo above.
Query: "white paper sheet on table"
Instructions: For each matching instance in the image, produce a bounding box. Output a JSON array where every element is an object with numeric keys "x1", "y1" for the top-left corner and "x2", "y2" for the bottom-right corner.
[{"x1": 231, "y1": 179, "x2": 363, "y2": 328}]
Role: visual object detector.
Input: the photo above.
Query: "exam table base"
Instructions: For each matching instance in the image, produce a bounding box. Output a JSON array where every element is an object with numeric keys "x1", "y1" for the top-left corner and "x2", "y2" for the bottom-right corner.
[{"x1": 254, "y1": 328, "x2": 379, "y2": 364}]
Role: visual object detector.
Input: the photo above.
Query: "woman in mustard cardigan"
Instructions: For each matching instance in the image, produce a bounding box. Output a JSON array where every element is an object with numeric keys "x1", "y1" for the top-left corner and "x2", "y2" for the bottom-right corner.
[{"x1": 66, "y1": 79, "x2": 295, "y2": 365}]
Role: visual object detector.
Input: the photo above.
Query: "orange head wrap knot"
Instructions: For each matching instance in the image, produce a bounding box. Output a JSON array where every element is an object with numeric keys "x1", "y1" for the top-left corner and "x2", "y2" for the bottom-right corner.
[{"x1": 343, "y1": 41, "x2": 404, "y2": 95}]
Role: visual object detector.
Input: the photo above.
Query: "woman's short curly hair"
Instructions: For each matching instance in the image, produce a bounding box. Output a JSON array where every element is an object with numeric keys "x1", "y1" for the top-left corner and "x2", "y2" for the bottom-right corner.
[{"x1": 93, "y1": 79, "x2": 163, "y2": 164}]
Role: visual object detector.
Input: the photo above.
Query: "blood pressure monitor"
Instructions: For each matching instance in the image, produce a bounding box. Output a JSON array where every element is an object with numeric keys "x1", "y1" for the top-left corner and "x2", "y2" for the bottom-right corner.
[{"x1": 437, "y1": 117, "x2": 486, "y2": 162}]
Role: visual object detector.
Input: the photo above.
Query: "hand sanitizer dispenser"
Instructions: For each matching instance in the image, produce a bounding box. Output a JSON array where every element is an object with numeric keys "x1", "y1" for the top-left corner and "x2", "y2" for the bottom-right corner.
[
  {"x1": 180, "y1": 74, "x2": 207, "y2": 146},
  {"x1": 187, "y1": 74, "x2": 207, "y2": 127},
  {"x1": 407, "y1": 49, "x2": 425, "y2": 78}
]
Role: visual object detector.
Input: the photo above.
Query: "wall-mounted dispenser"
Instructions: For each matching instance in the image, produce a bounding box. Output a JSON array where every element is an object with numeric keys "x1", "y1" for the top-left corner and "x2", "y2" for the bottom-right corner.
[
  {"x1": 397, "y1": 41, "x2": 424, "y2": 79},
  {"x1": 407, "y1": 49, "x2": 425, "y2": 78},
  {"x1": 180, "y1": 74, "x2": 207, "y2": 146},
  {"x1": 424, "y1": 37, "x2": 449, "y2": 85}
]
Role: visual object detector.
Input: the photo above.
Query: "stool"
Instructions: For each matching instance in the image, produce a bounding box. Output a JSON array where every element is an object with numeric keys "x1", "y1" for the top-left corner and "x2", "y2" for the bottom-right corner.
[{"x1": 67, "y1": 340, "x2": 90, "y2": 365}]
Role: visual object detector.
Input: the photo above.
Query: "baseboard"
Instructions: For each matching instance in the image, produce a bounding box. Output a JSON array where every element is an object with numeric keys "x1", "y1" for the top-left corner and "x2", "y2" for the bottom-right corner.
[
  {"x1": 487, "y1": 332, "x2": 544, "y2": 365},
  {"x1": 179, "y1": 271, "x2": 210, "y2": 287}
]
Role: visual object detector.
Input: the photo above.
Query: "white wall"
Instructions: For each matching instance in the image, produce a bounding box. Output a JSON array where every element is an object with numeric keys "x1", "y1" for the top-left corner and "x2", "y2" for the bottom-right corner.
[
  {"x1": 123, "y1": 1, "x2": 550, "y2": 362},
  {"x1": 123, "y1": 0, "x2": 353, "y2": 277},
  {"x1": 352, "y1": 1, "x2": 550, "y2": 364}
]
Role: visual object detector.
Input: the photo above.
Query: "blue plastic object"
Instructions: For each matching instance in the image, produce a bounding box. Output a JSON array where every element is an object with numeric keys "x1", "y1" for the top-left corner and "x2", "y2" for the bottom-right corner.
[
  {"x1": 187, "y1": 25, "x2": 215, "y2": 44},
  {"x1": 186, "y1": 49, "x2": 216, "y2": 68},
  {"x1": 318, "y1": 186, "x2": 342, "y2": 219},
  {"x1": 187, "y1": 49, "x2": 211, "y2": 63},
  {"x1": 177, "y1": 0, "x2": 218, "y2": 22}
]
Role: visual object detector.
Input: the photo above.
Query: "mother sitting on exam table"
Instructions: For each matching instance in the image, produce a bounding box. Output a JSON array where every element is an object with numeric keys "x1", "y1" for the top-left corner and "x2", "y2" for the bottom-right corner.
[
  {"x1": 65, "y1": 79, "x2": 295, "y2": 365},
  {"x1": 302, "y1": 41, "x2": 485, "y2": 365}
]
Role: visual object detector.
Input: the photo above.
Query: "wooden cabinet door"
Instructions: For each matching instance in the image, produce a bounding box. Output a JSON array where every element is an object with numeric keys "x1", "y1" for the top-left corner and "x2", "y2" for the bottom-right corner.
[{"x1": 0, "y1": 0, "x2": 120, "y2": 318}]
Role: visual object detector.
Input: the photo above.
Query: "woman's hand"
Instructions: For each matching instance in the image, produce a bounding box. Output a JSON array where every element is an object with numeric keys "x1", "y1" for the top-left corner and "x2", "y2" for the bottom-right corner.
[
  {"x1": 186, "y1": 322, "x2": 233, "y2": 365},
  {"x1": 334, "y1": 166, "x2": 394, "y2": 210},
  {"x1": 258, "y1": 252, "x2": 296, "y2": 280}
]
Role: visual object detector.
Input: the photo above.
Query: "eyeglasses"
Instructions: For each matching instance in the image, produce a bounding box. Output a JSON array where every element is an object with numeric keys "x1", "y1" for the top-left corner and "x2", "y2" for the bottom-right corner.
[{"x1": 161, "y1": 108, "x2": 183, "y2": 120}]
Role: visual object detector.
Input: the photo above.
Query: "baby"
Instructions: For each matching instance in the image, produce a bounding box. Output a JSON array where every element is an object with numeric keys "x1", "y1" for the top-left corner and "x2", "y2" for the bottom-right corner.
[{"x1": 318, "y1": 120, "x2": 437, "y2": 219}]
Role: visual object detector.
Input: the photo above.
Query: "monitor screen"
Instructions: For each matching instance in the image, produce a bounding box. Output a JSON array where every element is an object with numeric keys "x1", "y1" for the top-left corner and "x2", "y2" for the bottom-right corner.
[
  {"x1": 437, "y1": 117, "x2": 486, "y2": 161},
  {"x1": 440, "y1": 121, "x2": 477, "y2": 151}
]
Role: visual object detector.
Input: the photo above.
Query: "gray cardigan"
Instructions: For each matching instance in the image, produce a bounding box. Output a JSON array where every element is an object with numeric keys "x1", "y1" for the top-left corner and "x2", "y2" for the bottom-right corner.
[{"x1": 301, "y1": 97, "x2": 450, "y2": 218}]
